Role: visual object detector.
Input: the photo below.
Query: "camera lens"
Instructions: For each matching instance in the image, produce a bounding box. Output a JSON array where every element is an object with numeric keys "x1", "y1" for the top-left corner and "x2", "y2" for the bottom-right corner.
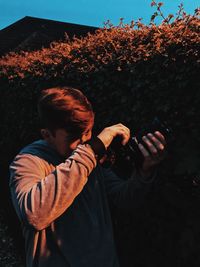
[{"x1": 106, "y1": 117, "x2": 172, "y2": 169}]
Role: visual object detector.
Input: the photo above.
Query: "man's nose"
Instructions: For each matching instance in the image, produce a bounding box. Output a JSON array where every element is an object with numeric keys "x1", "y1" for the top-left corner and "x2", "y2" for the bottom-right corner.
[{"x1": 81, "y1": 133, "x2": 92, "y2": 144}]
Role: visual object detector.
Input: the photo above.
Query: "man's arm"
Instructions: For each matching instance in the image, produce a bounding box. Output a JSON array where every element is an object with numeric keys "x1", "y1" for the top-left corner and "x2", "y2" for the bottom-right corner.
[
  {"x1": 102, "y1": 166, "x2": 157, "y2": 214},
  {"x1": 100, "y1": 130, "x2": 166, "y2": 213},
  {"x1": 9, "y1": 123, "x2": 128, "y2": 232},
  {"x1": 9, "y1": 144, "x2": 96, "y2": 231}
]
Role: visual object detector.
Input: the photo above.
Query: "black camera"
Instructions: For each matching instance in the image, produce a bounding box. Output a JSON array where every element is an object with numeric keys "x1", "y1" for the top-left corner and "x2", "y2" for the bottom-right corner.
[{"x1": 106, "y1": 117, "x2": 172, "y2": 168}]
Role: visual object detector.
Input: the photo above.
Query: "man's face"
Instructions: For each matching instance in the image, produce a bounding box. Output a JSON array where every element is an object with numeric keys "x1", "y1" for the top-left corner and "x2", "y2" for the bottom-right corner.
[{"x1": 44, "y1": 116, "x2": 94, "y2": 158}]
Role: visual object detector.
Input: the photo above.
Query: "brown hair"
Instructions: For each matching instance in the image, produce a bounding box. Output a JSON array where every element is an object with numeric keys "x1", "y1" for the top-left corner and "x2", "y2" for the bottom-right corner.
[{"x1": 38, "y1": 86, "x2": 94, "y2": 137}]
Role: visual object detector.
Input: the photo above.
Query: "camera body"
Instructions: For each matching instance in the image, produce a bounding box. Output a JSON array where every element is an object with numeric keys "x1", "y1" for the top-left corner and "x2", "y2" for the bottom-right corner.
[{"x1": 107, "y1": 117, "x2": 172, "y2": 168}]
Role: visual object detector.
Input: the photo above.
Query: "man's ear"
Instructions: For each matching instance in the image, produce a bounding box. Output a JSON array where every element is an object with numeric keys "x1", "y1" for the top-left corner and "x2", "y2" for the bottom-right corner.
[{"x1": 40, "y1": 129, "x2": 52, "y2": 140}]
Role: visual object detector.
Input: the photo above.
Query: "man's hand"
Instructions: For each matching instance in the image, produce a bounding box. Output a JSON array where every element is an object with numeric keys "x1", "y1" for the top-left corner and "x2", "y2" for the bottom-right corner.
[
  {"x1": 97, "y1": 123, "x2": 130, "y2": 149},
  {"x1": 138, "y1": 131, "x2": 166, "y2": 176}
]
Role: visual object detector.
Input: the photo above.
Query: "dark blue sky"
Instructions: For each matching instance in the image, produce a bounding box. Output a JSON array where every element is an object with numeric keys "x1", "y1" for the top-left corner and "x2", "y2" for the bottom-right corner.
[{"x1": 0, "y1": 0, "x2": 199, "y2": 30}]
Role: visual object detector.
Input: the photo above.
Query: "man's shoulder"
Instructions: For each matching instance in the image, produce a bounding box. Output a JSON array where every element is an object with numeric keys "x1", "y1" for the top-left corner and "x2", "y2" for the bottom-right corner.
[
  {"x1": 17, "y1": 139, "x2": 62, "y2": 165},
  {"x1": 19, "y1": 139, "x2": 47, "y2": 155}
]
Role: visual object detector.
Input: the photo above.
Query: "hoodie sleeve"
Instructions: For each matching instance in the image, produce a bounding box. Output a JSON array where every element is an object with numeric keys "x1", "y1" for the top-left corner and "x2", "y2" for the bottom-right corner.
[
  {"x1": 102, "y1": 167, "x2": 157, "y2": 214},
  {"x1": 9, "y1": 144, "x2": 96, "y2": 231}
]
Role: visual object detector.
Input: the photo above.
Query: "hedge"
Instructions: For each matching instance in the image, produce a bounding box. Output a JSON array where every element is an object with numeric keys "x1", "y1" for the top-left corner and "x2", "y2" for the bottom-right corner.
[{"x1": 0, "y1": 5, "x2": 200, "y2": 266}]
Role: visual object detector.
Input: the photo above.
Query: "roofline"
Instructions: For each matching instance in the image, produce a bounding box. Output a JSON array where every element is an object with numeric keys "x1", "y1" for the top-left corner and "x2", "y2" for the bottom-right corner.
[{"x1": 0, "y1": 16, "x2": 98, "y2": 33}]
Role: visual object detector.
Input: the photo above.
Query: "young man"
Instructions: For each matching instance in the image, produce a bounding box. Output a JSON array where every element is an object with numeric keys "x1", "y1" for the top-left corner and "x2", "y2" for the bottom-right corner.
[{"x1": 9, "y1": 86, "x2": 166, "y2": 267}]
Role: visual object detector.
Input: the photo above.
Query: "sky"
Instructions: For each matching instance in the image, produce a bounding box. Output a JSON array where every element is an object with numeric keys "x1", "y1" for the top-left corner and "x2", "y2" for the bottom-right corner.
[{"x1": 0, "y1": 0, "x2": 199, "y2": 30}]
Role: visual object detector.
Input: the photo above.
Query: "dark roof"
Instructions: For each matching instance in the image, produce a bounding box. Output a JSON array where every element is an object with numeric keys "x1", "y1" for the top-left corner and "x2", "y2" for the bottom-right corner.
[{"x1": 0, "y1": 16, "x2": 98, "y2": 56}]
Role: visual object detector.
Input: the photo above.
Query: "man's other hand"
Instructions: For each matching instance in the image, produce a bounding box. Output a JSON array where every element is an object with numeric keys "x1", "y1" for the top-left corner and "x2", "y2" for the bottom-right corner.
[{"x1": 138, "y1": 131, "x2": 166, "y2": 175}]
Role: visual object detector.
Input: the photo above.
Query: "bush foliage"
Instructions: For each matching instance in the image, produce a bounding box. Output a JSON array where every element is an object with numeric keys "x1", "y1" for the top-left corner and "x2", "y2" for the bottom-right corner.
[{"x1": 0, "y1": 2, "x2": 200, "y2": 266}]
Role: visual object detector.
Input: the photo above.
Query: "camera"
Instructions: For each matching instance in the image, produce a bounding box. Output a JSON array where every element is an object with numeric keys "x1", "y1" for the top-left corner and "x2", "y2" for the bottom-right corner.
[{"x1": 106, "y1": 117, "x2": 172, "y2": 168}]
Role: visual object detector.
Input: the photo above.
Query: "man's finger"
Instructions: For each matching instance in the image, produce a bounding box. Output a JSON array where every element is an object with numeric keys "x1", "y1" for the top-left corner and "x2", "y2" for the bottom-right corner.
[
  {"x1": 146, "y1": 133, "x2": 165, "y2": 151},
  {"x1": 154, "y1": 131, "x2": 166, "y2": 146},
  {"x1": 138, "y1": 143, "x2": 150, "y2": 158},
  {"x1": 142, "y1": 136, "x2": 157, "y2": 155}
]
